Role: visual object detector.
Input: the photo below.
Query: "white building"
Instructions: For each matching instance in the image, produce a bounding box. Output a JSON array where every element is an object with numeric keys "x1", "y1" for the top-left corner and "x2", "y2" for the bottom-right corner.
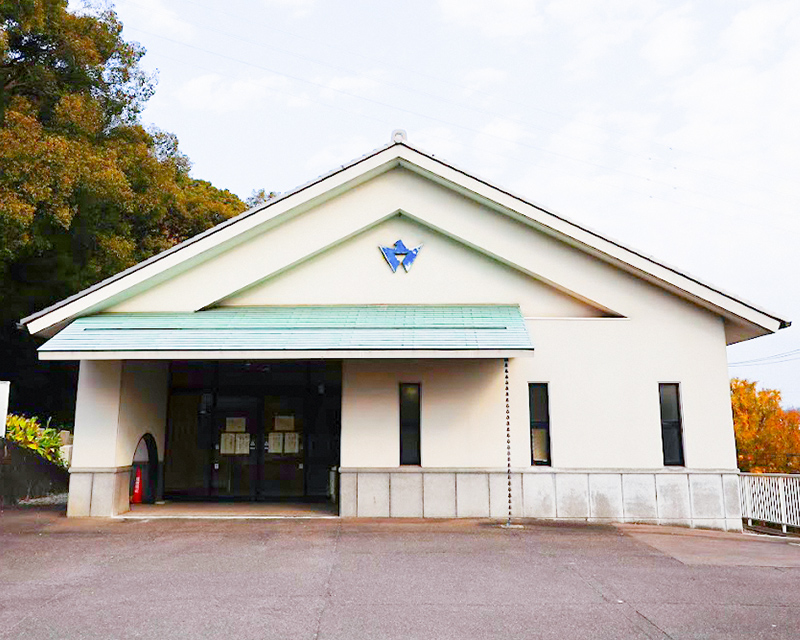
[{"x1": 21, "y1": 134, "x2": 789, "y2": 529}]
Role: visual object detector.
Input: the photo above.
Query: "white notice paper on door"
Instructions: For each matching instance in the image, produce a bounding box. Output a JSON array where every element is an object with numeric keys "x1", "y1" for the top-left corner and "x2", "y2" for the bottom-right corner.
[
  {"x1": 274, "y1": 415, "x2": 294, "y2": 431},
  {"x1": 284, "y1": 432, "x2": 300, "y2": 454},
  {"x1": 226, "y1": 417, "x2": 246, "y2": 432},
  {"x1": 268, "y1": 432, "x2": 284, "y2": 454},
  {"x1": 235, "y1": 433, "x2": 250, "y2": 455},
  {"x1": 220, "y1": 432, "x2": 235, "y2": 455}
]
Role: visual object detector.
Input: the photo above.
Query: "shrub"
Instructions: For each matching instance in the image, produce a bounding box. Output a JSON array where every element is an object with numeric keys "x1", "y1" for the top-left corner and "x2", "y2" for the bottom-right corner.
[{"x1": 4, "y1": 414, "x2": 64, "y2": 466}]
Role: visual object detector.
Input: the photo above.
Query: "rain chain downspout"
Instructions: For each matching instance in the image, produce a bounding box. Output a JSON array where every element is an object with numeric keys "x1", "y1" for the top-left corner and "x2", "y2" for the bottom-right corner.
[
  {"x1": 501, "y1": 358, "x2": 524, "y2": 529},
  {"x1": 505, "y1": 357, "x2": 512, "y2": 526}
]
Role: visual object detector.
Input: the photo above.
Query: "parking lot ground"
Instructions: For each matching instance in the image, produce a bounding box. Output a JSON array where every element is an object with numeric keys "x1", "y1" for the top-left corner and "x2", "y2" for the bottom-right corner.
[
  {"x1": 1, "y1": 506, "x2": 799, "y2": 639},
  {"x1": 619, "y1": 523, "x2": 800, "y2": 568}
]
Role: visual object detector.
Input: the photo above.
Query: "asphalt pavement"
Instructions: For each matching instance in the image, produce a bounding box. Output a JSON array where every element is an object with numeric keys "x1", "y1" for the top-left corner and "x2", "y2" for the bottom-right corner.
[{"x1": 1, "y1": 506, "x2": 799, "y2": 639}]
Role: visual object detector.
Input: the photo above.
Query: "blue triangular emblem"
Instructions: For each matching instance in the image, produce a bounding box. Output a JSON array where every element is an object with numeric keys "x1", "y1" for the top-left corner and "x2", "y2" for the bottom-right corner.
[{"x1": 379, "y1": 240, "x2": 423, "y2": 273}]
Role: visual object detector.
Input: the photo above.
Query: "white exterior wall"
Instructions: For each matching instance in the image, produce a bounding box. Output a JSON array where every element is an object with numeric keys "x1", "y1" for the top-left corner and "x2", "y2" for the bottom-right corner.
[
  {"x1": 62, "y1": 166, "x2": 745, "y2": 528},
  {"x1": 98, "y1": 171, "x2": 738, "y2": 472},
  {"x1": 104, "y1": 168, "x2": 623, "y2": 315},
  {"x1": 518, "y1": 310, "x2": 735, "y2": 471},
  {"x1": 338, "y1": 301, "x2": 739, "y2": 529},
  {"x1": 341, "y1": 359, "x2": 505, "y2": 469},
  {"x1": 238, "y1": 172, "x2": 736, "y2": 475},
  {"x1": 339, "y1": 319, "x2": 734, "y2": 473},
  {"x1": 68, "y1": 360, "x2": 168, "y2": 516},
  {"x1": 222, "y1": 216, "x2": 605, "y2": 316},
  {"x1": 116, "y1": 361, "x2": 169, "y2": 468}
]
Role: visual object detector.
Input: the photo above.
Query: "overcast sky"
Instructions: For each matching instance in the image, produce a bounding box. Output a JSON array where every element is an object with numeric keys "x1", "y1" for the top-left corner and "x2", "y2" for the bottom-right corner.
[{"x1": 80, "y1": 0, "x2": 800, "y2": 406}]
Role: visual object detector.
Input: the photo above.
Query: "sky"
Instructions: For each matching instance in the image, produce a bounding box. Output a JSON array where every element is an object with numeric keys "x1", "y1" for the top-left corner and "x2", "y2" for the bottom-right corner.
[{"x1": 78, "y1": 0, "x2": 799, "y2": 406}]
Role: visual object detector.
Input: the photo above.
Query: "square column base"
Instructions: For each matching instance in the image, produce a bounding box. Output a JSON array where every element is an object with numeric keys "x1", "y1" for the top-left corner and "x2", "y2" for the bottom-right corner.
[{"x1": 67, "y1": 467, "x2": 131, "y2": 517}]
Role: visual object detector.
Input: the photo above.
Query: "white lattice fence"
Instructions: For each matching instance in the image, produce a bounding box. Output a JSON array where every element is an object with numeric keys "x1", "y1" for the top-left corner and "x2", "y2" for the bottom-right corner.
[{"x1": 740, "y1": 473, "x2": 800, "y2": 533}]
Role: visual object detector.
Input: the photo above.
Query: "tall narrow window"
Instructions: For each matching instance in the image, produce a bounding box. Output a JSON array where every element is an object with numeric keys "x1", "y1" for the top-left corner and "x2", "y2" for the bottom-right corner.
[
  {"x1": 529, "y1": 383, "x2": 551, "y2": 466},
  {"x1": 399, "y1": 383, "x2": 421, "y2": 465},
  {"x1": 659, "y1": 383, "x2": 684, "y2": 466}
]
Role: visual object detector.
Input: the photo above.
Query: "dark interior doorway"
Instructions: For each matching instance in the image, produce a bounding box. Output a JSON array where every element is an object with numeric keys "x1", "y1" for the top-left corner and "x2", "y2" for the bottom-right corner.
[{"x1": 163, "y1": 361, "x2": 341, "y2": 503}]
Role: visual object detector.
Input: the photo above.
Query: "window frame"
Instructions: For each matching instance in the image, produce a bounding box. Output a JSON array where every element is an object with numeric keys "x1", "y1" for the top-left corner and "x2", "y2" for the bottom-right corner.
[
  {"x1": 399, "y1": 382, "x2": 421, "y2": 466},
  {"x1": 528, "y1": 382, "x2": 552, "y2": 466},
  {"x1": 658, "y1": 382, "x2": 685, "y2": 467}
]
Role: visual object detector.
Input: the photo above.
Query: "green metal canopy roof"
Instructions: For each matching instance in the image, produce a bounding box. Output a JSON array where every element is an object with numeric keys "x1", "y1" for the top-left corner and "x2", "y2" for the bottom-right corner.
[{"x1": 38, "y1": 306, "x2": 533, "y2": 357}]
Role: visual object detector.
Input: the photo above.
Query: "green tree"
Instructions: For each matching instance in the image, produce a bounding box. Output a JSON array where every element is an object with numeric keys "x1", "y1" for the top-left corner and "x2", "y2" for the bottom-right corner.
[{"x1": 0, "y1": 1, "x2": 247, "y2": 421}]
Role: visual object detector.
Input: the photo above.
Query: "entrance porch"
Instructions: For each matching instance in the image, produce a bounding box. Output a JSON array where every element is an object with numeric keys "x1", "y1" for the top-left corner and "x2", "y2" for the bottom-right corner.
[
  {"x1": 53, "y1": 306, "x2": 533, "y2": 518},
  {"x1": 66, "y1": 360, "x2": 343, "y2": 517}
]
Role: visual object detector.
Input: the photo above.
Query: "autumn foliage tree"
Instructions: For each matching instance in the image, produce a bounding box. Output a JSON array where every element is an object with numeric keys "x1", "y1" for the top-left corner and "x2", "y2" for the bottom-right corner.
[
  {"x1": 0, "y1": 1, "x2": 246, "y2": 422},
  {"x1": 731, "y1": 378, "x2": 800, "y2": 473}
]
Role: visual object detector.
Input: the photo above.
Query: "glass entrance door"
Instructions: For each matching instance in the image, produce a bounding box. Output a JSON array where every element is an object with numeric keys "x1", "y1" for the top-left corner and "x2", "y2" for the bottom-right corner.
[
  {"x1": 212, "y1": 396, "x2": 258, "y2": 499},
  {"x1": 262, "y1": 396, "x2": 304, "y2": 498},
  {"x1": 165, "y1": 361, "x2": 342, "y2": 502}
]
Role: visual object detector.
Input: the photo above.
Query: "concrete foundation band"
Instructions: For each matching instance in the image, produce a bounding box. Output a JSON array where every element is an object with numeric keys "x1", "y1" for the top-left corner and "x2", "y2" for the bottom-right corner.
[
  {"x1": 68, "y1": 467, "x2": 742, "y2": 531},
  {"x1": 339, "y1": 469, "x2": 743, "y2": 531}
]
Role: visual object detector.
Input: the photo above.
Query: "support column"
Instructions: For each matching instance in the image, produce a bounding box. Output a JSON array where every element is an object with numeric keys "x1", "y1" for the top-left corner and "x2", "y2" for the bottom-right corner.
[
  {"x1": 68, "y1": 361, "x2": 127, "y2": 516},
  {"x1": 67, "y1": 360, "x2": 169, "y2": 517}
]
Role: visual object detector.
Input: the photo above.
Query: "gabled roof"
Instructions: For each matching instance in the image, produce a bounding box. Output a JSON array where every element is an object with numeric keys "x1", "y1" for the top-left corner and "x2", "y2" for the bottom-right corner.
[{"x1": 20, "y1": 138, "x2": 789, "y2": 342}]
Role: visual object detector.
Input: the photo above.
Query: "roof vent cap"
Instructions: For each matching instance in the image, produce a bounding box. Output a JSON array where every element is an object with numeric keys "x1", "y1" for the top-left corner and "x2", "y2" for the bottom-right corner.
[{"x1": 391, "y1": 129, "x2": 407, "y2": 143}]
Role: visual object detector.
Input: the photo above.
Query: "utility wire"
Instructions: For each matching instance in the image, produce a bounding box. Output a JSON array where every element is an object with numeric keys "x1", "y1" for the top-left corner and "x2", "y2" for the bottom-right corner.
[
  {"x1": 124, "y1": 24, "x2": 799, "y2": 232},
  {"x1": 122, "y1": 0, "x2": 740, "y2": 194},
  {"x1": 729, "y1": 348, "x2": 800, "y2": 365},
  {"x1": 729, "y1": 355, "x2": 800, "y2": 367},
  {"x1": 729, "y1": 358, "x2": 800, "y2": 367},
  {"x1": 144, "y1": 0, "x2": 800, "y2": 188},
  {"x1": 730, "y1": 356, "x2": 800, "y2": 367},
  {"x1": 141, "y1": 49, "x2": 774, "y2": 232}
]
